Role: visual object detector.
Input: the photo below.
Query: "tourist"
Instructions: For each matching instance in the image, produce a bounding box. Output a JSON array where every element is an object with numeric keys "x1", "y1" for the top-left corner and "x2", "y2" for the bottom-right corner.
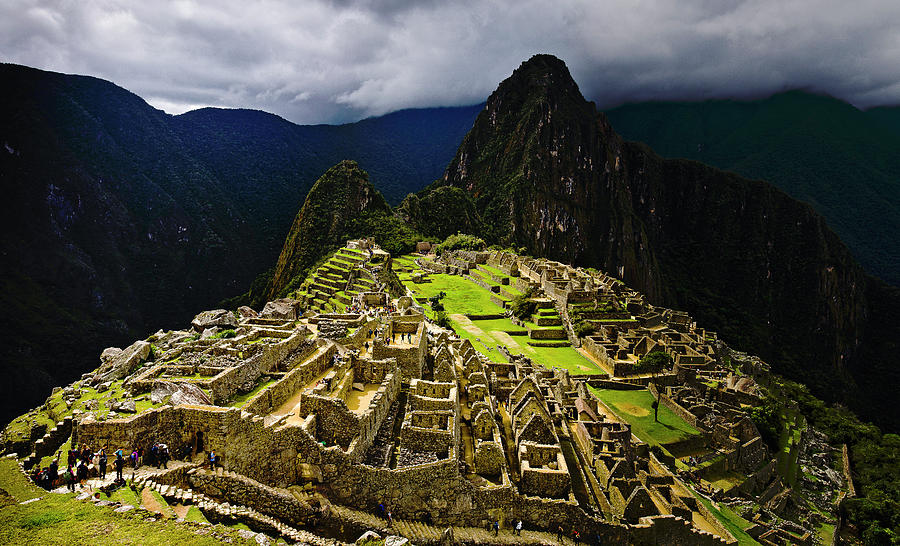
[
  {"x1": 149, "y1": 443, "x2": 159, "y2": 467},
  {"x1": 137, "y1": 446, "x2": 144, "y2": 468},
  {"x1": 493, "y1": 520, "x2": 499, "y2": 536},
  {"x1": 386, "y1": 510, "x2": 393, "y2": 527},
  {"x1": 114, "y1": 453, "x2": 125, "y2": 481},
  {"x1": 80, "y1": 444, "x2": 92, "y2": 465},
  {"x1": 97, "y1": 448, "x2": 107, "y2": 479},
  {"x1": 159, "y1": 444, "x2": 170, "y2": 469},
  {"x1": 66, "y1": 464, "x2": 76, "y2": 492},
  {"x1": 76, "y1": 459, "x2": 88, "y2": 489},
  {"x1": 516, "y1": 520, "x2": 523, "y2": 536},
  {"x1": 131, "y1": 448, "x2": 139, "y2": 469},
  {"x1": 571, "y1": 528, "x2": 580, "y2": 543},
  {"x1": 557, "y1": 525, "x2": 564, "y2": 542},
  {"x1": 209, "y1": 450, "x2": 216, "y2": 469},
  {"x1": 48, "y1": 457, "x2": 59, "y2": 488},
  {"x1": 67, "y1": 448, "x2": 77, "y2": 468}
]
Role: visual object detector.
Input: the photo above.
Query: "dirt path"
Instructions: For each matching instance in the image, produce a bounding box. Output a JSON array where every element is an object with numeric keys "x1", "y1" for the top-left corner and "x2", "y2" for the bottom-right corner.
[
  {"x1": 172, "y1": 504, "x2": 190, "y2": 520},
  {"x1": 141, "y1": 487, "x2": 169, "y2": 518}
]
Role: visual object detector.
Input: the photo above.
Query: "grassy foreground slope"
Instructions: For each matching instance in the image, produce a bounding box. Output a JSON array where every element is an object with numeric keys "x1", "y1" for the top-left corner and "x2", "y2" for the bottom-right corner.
[{"x1": 0, "y1": 458, "x2": 254, "y2": 545}]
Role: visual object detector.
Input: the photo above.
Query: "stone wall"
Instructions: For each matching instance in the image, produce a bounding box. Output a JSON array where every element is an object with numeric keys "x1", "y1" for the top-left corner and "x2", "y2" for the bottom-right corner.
[
  {"x1": 346, "y1": 371, "x2": 401, "y2": 459},
  {"x1": 633, "y1": 515, "x2": 728, "y2": 545},
  {"x1": 209, "y1": 360, "x2": 261, "y2": 405},
  {"x1": 299, "y1": 394, "x2": 363, "y2": 449},
  {"x1": 372, "y1": 321, "x2": 425, "y2": 382},
  {"x1": 648, "y1": 383, "x2": 703, "y2": 430},
  {"x1": 188, "y1": 468, "x2": 315, "y2": 527},
  {"x1": 528, "y1": 327, "x2": 567, "y2": 340},
  {"x1": 242, "y1": 343, "x2": 336, "y2": 415},
  {"x1": 24, "y1": 417, "x2": 73, "y2": 468},
  {"x1": 75, "y1": 402, "x2": 724, "y2": 544}
]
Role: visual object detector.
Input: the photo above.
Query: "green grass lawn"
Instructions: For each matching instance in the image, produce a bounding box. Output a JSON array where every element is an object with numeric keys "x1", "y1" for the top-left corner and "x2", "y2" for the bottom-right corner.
[
  {"x1": 406, "y1": 272, "x2": 505, "y2": 316},
  {"x1": 397, "y1": 259, "x2": 607, "y2": 376},
  {"x1": 589, "y1": 388, "x2": 700, "y2": 446}
]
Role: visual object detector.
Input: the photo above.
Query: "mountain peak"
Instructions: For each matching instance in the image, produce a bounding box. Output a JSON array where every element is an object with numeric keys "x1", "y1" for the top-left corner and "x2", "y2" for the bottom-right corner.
[
  {"x1": 491, "y1": 53, "x2": 589, "y2": 109},
  {"x1": 266, "y1": 160, "x2": 390, "y2": 298}
]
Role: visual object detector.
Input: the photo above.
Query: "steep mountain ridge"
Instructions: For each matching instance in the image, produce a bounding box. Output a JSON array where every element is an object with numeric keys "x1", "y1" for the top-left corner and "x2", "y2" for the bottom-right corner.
[
  {"x1": 605, "y1": 92, "x2": 900, "y2": 285},
  {"x1": 0, "y1": 63, "x2": 478, "y2": 425},
  {"x1": 434, "y1": 54, "x2": 895, "y2": 427},
  {"x1": 0, "y1": 64, "x2": 254, "y2": 426}
]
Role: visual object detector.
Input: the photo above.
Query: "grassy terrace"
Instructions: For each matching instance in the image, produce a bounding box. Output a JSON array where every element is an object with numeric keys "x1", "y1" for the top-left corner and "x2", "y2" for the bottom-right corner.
[
  {"x1": 690, "y1": 489, "x2": 759, "y2": 545},
  {"x1": 589, "y1": 387, "x2": 700, "y2": 447},
  {"x1": 397, "y1": 255, "x2": 605, "y2": 375},
  {"x1": 230, "y1": 376, "x2": 280, "y2": 407}
]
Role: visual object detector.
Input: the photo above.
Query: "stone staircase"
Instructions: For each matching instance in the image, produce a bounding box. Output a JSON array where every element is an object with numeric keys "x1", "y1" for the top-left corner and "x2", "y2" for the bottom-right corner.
[
  {"x1": 22, "y1": 417, "x2": 73, "y2": 470},
  {"x1": 135, "y1": 471, "x2": 345, "y2": 545},
  {"x1": 327, "y1": 503, "x2": 562, "y2": 545}
]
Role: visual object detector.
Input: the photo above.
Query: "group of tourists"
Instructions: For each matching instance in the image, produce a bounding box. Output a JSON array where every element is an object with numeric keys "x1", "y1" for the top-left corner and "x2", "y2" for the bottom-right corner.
[
  {"x1": 393, "y1": 331, "x2": 414, "y2": 344},
  {"x1": 29, "y1": 440, "x2": 172, "y2": 491}
]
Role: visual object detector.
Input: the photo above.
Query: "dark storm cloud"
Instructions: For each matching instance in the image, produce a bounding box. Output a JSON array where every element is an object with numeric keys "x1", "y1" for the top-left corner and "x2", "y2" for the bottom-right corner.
[{"x1": 1, "y1": 0, "x2": 898, "y2": 124}]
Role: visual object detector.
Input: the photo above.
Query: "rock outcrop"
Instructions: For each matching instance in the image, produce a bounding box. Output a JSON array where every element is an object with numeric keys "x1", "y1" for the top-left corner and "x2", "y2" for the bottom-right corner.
[
  {"x1": 94, "y1": 340, "x2": 152, "y2": 382},
  {"x1": 191, "y1": 309, "x2": 238, "y2": 332}
]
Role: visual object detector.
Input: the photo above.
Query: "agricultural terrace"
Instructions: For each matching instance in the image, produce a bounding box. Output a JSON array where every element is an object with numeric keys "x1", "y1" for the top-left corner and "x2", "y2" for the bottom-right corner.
[{"x1": 394, "y1": 254, "x2": 606, "y2": 376}]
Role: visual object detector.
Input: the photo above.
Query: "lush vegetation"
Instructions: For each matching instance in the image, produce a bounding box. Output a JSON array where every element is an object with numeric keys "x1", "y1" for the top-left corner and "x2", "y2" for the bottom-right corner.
[
  {"x1": 396, "y1": 185, "x2": 482, "y2": 240},
  {"x1": 509, "y1": 288, "x2": 538, "y2": 320},
  {"x1": 634, "y1": 350, "x2": 672, "y2": 374},
  {"x1": 753, "y1": 377, "x2": 900, "y2": 543},
  {"x1": 433, "y1": 233, "x2": 486, "y2": 255}
]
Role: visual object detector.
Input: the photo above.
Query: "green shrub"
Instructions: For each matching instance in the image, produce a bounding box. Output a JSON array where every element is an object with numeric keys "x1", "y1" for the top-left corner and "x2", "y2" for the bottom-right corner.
[
  {"x1": 434, "y1": 310, "x2": 451, "y2": 329},
  {"x1": 634, "y1": 351, "x2": 672, "y2": 374},
  {"x1": 212, "y1": 329, "x2": 236, "y2": 339},
  {"x1": 509, "y1": 288, "x2": 538, "y2": 321},
  {"x1": 434, "y1": 233, "x2": 486, "y2": 255},
  {"x1": 574, "y1": 320, "x2": 595, "y2": 337}
]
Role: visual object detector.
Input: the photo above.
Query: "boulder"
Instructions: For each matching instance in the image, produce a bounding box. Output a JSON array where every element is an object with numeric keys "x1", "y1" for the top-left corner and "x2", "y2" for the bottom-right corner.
[
  {"x1": 96, "y1": 341, "x2": 151, "y2": 382},
  {"x1": 151, "y1": 381, "x2": 213, "y2": 406},
  {"x1": 356, "y1": 531, "x2": 381, "y2": 544},
  {"x1": 385, "y1": 537, "x2": 409, "y2": 546},
  {"x1": 100, "y1": 347, "x2": 124, "y2": 364},
  {"x1": 191, "y1": 309, "x2": 238, "y2": 332},
  {"x1": 201, "y1": 327, "x2": 220, "y2": 339},
  {"x1": 238, "y1": 306, "x2": 258, "y2": 318},
  {"x1": 111, "y1": 399, "x2": 136, "y2": 414},
  {"x1": 96, "y1": 382, "x2": 111, "y2": 393},
  {"x1": 260, "y1": 299, "x2": 301, "y2": 320}
]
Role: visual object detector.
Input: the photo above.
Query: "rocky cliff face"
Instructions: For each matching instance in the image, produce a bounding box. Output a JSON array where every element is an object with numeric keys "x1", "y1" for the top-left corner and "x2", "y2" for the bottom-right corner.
[
  {"x1": 267, "y1": 160, "x2": 391, "y2": 298},
  {"x1": 440, "y1": 54, "x2": 886, "y2": 424}
]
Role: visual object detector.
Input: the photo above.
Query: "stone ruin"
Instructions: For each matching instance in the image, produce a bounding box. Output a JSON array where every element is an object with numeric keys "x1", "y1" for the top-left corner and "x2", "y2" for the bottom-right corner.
[{"x1": 4, "y1": 240, "x2": 844, "y2": 545}]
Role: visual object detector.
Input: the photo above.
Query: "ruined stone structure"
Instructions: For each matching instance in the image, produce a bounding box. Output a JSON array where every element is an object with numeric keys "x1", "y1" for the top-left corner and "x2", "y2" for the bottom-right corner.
[{"x1": 6, "y1": 241, "x2": 844, "y2": 544}]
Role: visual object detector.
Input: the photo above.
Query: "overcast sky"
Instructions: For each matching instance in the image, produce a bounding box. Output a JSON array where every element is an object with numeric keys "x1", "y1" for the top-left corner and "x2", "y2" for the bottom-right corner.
[{"x1": 2, "y1": 0, "x2": 899, "y2": 124}]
